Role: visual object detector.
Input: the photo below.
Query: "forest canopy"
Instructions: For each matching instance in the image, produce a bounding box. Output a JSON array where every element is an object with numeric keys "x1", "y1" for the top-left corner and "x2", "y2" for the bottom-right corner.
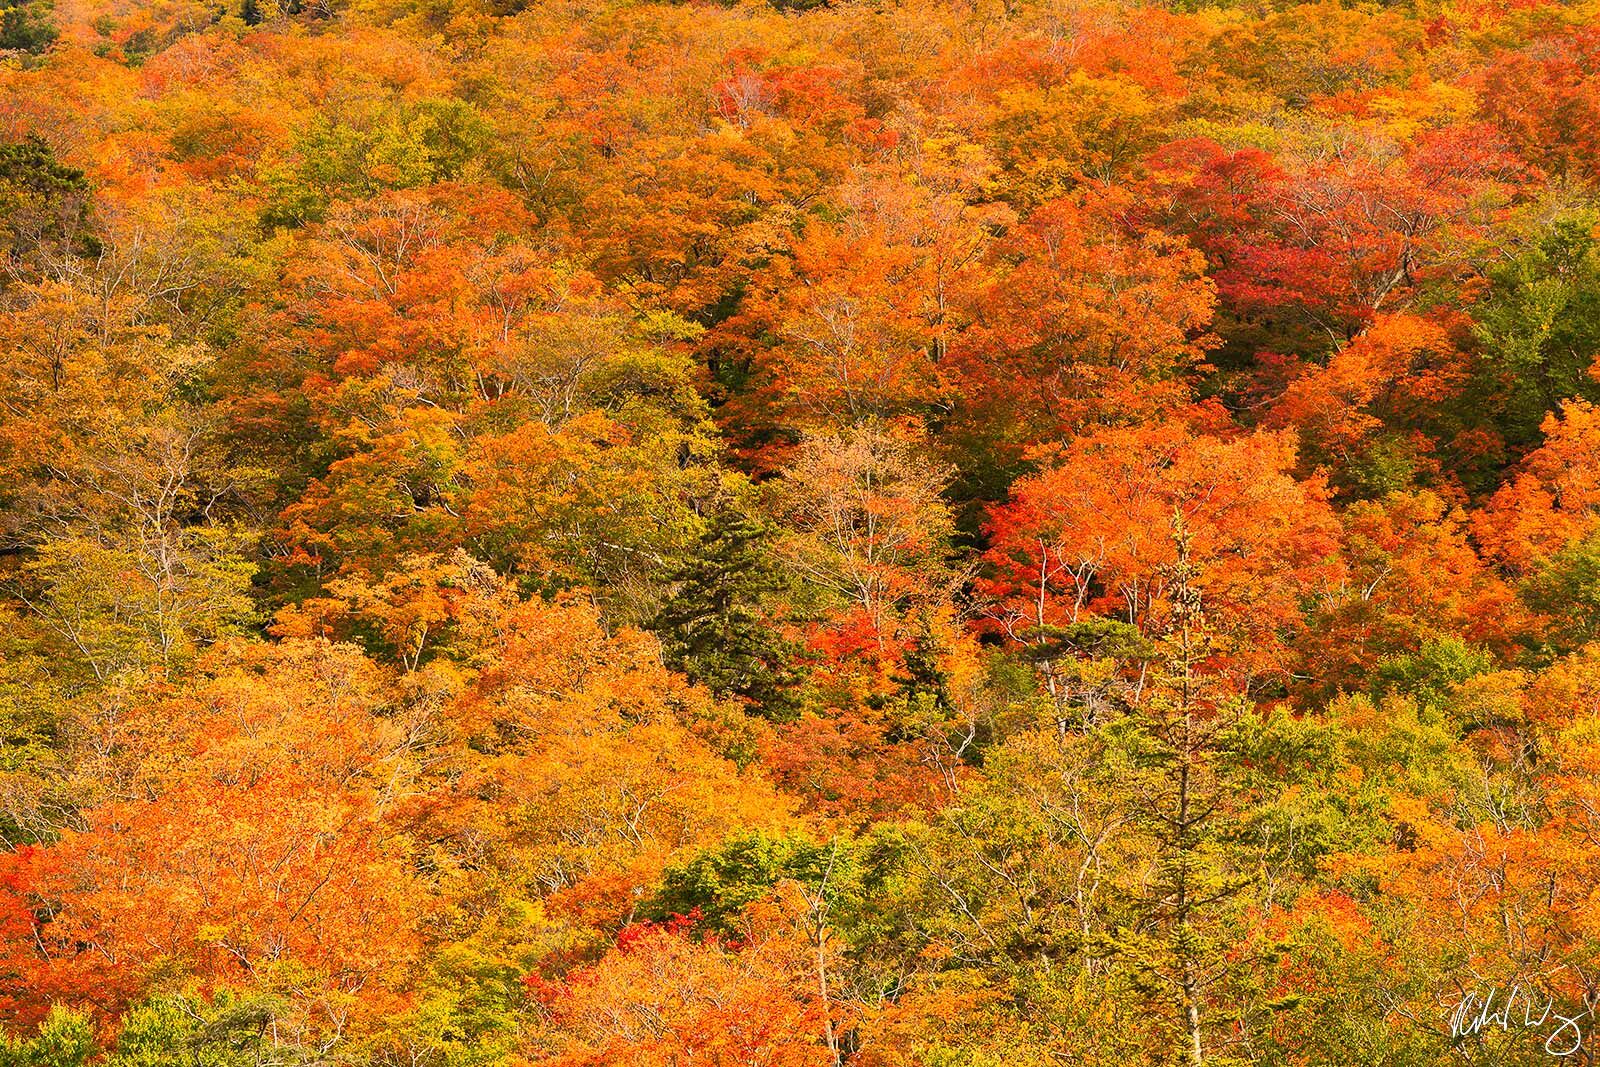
[{"x1": 1, "y1": 0, "x2": 1600, "y2": 1061}]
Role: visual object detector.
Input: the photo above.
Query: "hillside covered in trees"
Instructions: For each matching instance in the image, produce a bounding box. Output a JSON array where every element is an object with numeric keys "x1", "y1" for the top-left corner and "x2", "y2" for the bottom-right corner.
[{"x1": 3, "y1": 0, "x2": 1600, "y2": 1061}]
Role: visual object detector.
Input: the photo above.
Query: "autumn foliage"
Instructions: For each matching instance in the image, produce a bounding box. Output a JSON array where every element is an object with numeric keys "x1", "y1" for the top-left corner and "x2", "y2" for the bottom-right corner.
[{"x1": 3, "y1": 0, "x2": 1600, "y2": 1063}]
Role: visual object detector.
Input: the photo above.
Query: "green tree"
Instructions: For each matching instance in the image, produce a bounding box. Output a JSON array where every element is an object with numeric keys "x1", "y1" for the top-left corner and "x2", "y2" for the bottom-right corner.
[
  {"x1": 0, "y1": 1, "x2": 56, "y2": 56},
  {"x1": 648, "y1": 505, "x2": 799, "y2": 718},
  {"x1": 0, "y1": 1008, "x2": 91, "y2": 1067},
  {"x1": 1471, "y1": 214, "x2": 1600, "y2": 453},
  {"x1": 1523, "y1": 529, "x2": 1600, "y2": 657},
  {"x1": 0, "y1": 136, "x2": 89, "y2": 270},
  {"x1": 106, "y1": 994, "x2": 286, "y2": 1067},
  {"x1": 1110, "y1": 525, "x2": 1258, "y2": 1066}
]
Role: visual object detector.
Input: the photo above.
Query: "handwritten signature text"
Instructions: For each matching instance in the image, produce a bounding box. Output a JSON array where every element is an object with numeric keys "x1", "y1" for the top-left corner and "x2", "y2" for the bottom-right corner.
[{"x1": 1449, "y1": 984, "x2": 1589, "y2": 1058}]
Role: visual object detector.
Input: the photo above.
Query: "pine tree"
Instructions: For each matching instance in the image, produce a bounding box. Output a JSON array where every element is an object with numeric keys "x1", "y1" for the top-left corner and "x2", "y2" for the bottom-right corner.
[
  {"x1": 1117, "y1": 515, "x2": 1257, "y2": 1066},
  {"x1": 649, "y1": 507, "x2": 800, "y2": 718}
]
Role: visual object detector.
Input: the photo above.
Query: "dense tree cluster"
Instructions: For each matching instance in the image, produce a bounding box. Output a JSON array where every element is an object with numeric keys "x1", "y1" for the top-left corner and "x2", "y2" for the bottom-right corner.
[{"x1": 3, "y1": 0, "x2": 1600, "y2": 1061}]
